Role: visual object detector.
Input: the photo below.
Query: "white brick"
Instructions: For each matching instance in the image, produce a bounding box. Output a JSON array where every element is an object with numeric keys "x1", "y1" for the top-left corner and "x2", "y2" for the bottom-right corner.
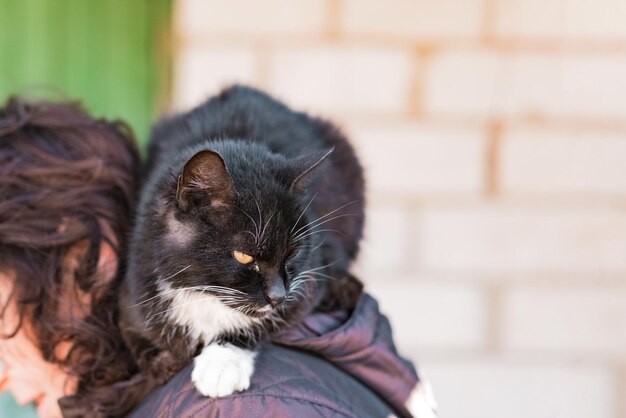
[
  {"x1": 268, "y1": 47, "x2": 414, "y2": 114},
  {"x1": 358, "y1": 204, "x2": 412, "y2": 273},
  {"x1": 503, "y1": 287, "x2": 626, "y2": 358},
  {"x1": 176, "y1": 0, "x2": 328, "y2": 37},
  {"x1": 424, "y1": 50, "x2": 502, "y2": 116},
  {"x1": 173, "y1": 46, "x2": 257, "y2": 110},
  {"x1": 425, "y1": 50, "x2": 626, "y2": 119},
  {"x1": 346, "y1": 123, "x2": 487, "y2": 195},
  {"x1": 417, "y1": 205, "x2": 626, "y2": 275},
  {"x1": 422, "y1": 359, "x2": 615, "y2": 418},
  {"x1": 340, "y1": 0, "x2": 483, "y2": 40},
  {"x1": 505, "y1": 53, "x2": 626, "y2": 119},
  {"x1": 501, "y1": 128, "x2": 626, "y2": 195},
  {"x1": 368, "y1": 281, "x2": 487, "y2": 351},
  {"x1": 495, "y1": 0, "x2": 626, "y2": 41}
]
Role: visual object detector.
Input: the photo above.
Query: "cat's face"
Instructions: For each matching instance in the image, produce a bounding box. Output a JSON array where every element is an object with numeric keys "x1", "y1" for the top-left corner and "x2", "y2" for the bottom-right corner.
[{"x1": 157, "y1": 148, "x2": 330, "y2": 318}]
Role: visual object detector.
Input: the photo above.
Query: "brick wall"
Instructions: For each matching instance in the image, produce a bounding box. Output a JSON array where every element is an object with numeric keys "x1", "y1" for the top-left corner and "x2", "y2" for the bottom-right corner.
[{"x1": 172, "y1": 1, "x2": 626, "y2": 417}]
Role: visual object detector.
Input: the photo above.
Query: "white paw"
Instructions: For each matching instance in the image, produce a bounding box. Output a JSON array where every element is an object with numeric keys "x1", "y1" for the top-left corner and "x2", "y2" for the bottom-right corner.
[{"x1": 191, "y1": 343, "x2": 256, "y2": 397}]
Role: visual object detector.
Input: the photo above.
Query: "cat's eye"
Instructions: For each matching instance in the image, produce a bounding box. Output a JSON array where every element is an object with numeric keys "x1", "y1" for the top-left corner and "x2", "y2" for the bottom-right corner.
[
  {"x1": 233, "y1": 250, "x2": 254, "y2": 264},
  {"x1": 287, "y1": 248, "x2": 300, "y2": 260}
]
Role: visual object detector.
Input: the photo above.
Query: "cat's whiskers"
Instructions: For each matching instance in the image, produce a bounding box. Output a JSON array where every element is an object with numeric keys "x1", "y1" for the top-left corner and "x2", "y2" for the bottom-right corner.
[
  {"x1": 243, "y1": 230, "x2": 257, "y2": 242},
  {"x1": 147, "y1": 296, "x2": 208, "y2": 321},
  {"x1": 297, "y1": 270, "x2": 335, "y2": 280},
  {"x1": 296, "y1": 238, "x2": 327, "y2": 254},
  {"x1": 287, "y1": 260, "x2": 343, "y2": 301},
  {"x1": 262, "y1": 312, "x2": 289, "y2": 331},
  {"x1": 292, "y1": 213, "x2": 356, "y2": 243},
  {"x1": 190, "y1": 285, "x2": 249, "y2": 296},
  {"x1": 238, "y1": 208, "x2": 260, "y2": 245},
  {"x1": 291, "y1": 274, "x2": 332, "y2": 289},
  {"x1": 150, "y1": 284, "x2": 249, "y2": 313},
  {"x1": 189, "y1": 286, "x2": 259, "y2": 313},
  {"x1": 289, "y1": 261, "x2": 339, "y2": 287},
  {"x1": 148, "y1": 290, "x2": 250, "y2": 321},
  {"x1": 293, "y1": 214, "x2": 357, "y2": 242},
  {"x1": 162, "y1": 285, "x2": 248, "y2": 298},
  {"x1": 294, "y1": 228, "x2": 345, "y2": 242},
  {"x1": 292, "y1": 213, "x2": 356, "y2": 242},
  {"x1": 290, "y1": 192, "x2": 317, "y2": 234},
  {"x1": 294, "y1": 260, "x2": 341, "y2": 276},
  {"x1": 289, "y1": 273, "x2": 323, "y2": 295},
  {"x1": 285, "y1": 283, "x2": 312, "y2": 302},
  {"x1": 130, "y1": 264, "x2": 193, "y2": 307},
  {"x1": 291, "y1": 200, "x2": 359, "y2": 238},
  {"x1": 259, "y1": 211, "x2": 275, "y2": 246},
  {"x1": 290, "y1": 275, "x2": 318, "y2": 286},
  {"x1": 252, "y1": 195, "x2": 263, "y2": 244},
  {"x1": 163, "y1": 264, "x2": 193, "y2": 281},
  {"x1": 219, "y1": 298, "x2": 248, "y2": 306},
  {"x1": 228, "y1": 302, "x2": 256, "y2": 316}
]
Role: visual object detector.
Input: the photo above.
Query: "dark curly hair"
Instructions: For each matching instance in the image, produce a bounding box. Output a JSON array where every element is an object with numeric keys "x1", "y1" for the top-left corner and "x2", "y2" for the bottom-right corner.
[{"x1": 0, "y1": 97, "x2": 142, "y2": 416}]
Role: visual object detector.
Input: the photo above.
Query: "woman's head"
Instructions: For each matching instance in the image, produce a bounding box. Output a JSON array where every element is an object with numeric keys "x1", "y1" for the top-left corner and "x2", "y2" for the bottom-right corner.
[{"x1": 0, "y1": 97, "x2": 141, "y2": 416}]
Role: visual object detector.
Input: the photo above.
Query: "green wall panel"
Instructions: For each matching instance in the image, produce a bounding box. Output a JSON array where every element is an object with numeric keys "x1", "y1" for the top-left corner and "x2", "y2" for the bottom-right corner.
[{"x1": 0, "y1": 0, "x2": 172, "y2": 145}]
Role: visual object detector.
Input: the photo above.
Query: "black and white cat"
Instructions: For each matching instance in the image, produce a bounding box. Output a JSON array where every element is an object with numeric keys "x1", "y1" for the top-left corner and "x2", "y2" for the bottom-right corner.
[{"x1": 120, "y1": 86, "x2": 364, "y2": 397}]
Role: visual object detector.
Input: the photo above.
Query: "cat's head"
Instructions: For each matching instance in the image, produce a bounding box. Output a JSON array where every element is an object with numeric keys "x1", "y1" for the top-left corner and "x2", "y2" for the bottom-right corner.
[{"x1": 156, "y1": 145, "x2": 332, "y2": 318}]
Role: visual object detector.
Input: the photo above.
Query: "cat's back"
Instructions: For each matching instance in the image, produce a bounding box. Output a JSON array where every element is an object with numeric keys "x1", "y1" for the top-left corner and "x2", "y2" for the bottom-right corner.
[
  {"x1": 146, "y1": 86, "x2": 303, "y2": 170},
  {"x1": 144, "y1": 86, "x2": 355, "y2": 173}
]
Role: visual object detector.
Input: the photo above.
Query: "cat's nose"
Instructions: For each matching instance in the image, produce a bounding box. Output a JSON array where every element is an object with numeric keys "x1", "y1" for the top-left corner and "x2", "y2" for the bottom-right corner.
[
  {"x1": 267, "y1": 294, "x2": 285, "y2": 308},
  {"x1": 265, "y1": 275, "x2": 286, "y2": 307}
]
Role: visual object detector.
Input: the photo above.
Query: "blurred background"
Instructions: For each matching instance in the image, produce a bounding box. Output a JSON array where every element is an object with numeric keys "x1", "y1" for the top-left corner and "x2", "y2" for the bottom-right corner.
[{"x1": 2, "y1": 0, "x2": 626, "y2": 417}]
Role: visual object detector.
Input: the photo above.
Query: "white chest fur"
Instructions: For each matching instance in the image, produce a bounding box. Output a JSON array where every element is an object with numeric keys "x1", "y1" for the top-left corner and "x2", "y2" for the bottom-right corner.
[
  {"x1": 159, "y1": 284, "x2": 257, "y2": 344},
  {"x1": 159, "y1": 284, "x2": 259, "y2": 398}
]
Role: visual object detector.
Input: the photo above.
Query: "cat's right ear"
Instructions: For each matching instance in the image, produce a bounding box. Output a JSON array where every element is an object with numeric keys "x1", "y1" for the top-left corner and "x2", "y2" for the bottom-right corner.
[
  {"x1": 289, "y1": 147, "x2": 334, "y2": 193},
  {"x1": 176, "y1": 150, "x2": 235, "y2": 211}
]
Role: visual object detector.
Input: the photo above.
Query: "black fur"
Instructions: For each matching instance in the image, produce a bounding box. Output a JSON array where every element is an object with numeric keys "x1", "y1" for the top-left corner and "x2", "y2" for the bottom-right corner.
[{"x1": 120, "y1": 85, "x2": 365, "y2": 392}]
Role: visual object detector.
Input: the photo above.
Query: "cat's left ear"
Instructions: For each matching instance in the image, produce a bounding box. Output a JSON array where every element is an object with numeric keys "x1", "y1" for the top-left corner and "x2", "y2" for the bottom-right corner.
[
  {"x1": 176, "y1": 150, "x2": 235, "y2": 211},
  {"x1": 289, "y1": 147, "x2": 334, "y2": 192}
]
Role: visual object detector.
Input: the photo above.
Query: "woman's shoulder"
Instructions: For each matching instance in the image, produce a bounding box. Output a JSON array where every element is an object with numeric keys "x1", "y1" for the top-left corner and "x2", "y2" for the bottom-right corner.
[{"x1": 129, "y1": 343, "x2": 394, "y2": 418}]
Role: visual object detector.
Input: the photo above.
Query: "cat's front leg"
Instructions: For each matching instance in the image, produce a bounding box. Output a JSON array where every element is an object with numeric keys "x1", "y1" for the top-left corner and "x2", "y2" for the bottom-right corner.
[{"x1": 191, "y1": 343, "x2": 256, "y2": 397}]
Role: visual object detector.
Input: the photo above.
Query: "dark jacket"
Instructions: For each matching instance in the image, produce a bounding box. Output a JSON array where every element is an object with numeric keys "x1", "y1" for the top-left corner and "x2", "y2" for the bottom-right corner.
[{"x1": 128, "y1": 294, "x2": 421, "y2": 418}]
